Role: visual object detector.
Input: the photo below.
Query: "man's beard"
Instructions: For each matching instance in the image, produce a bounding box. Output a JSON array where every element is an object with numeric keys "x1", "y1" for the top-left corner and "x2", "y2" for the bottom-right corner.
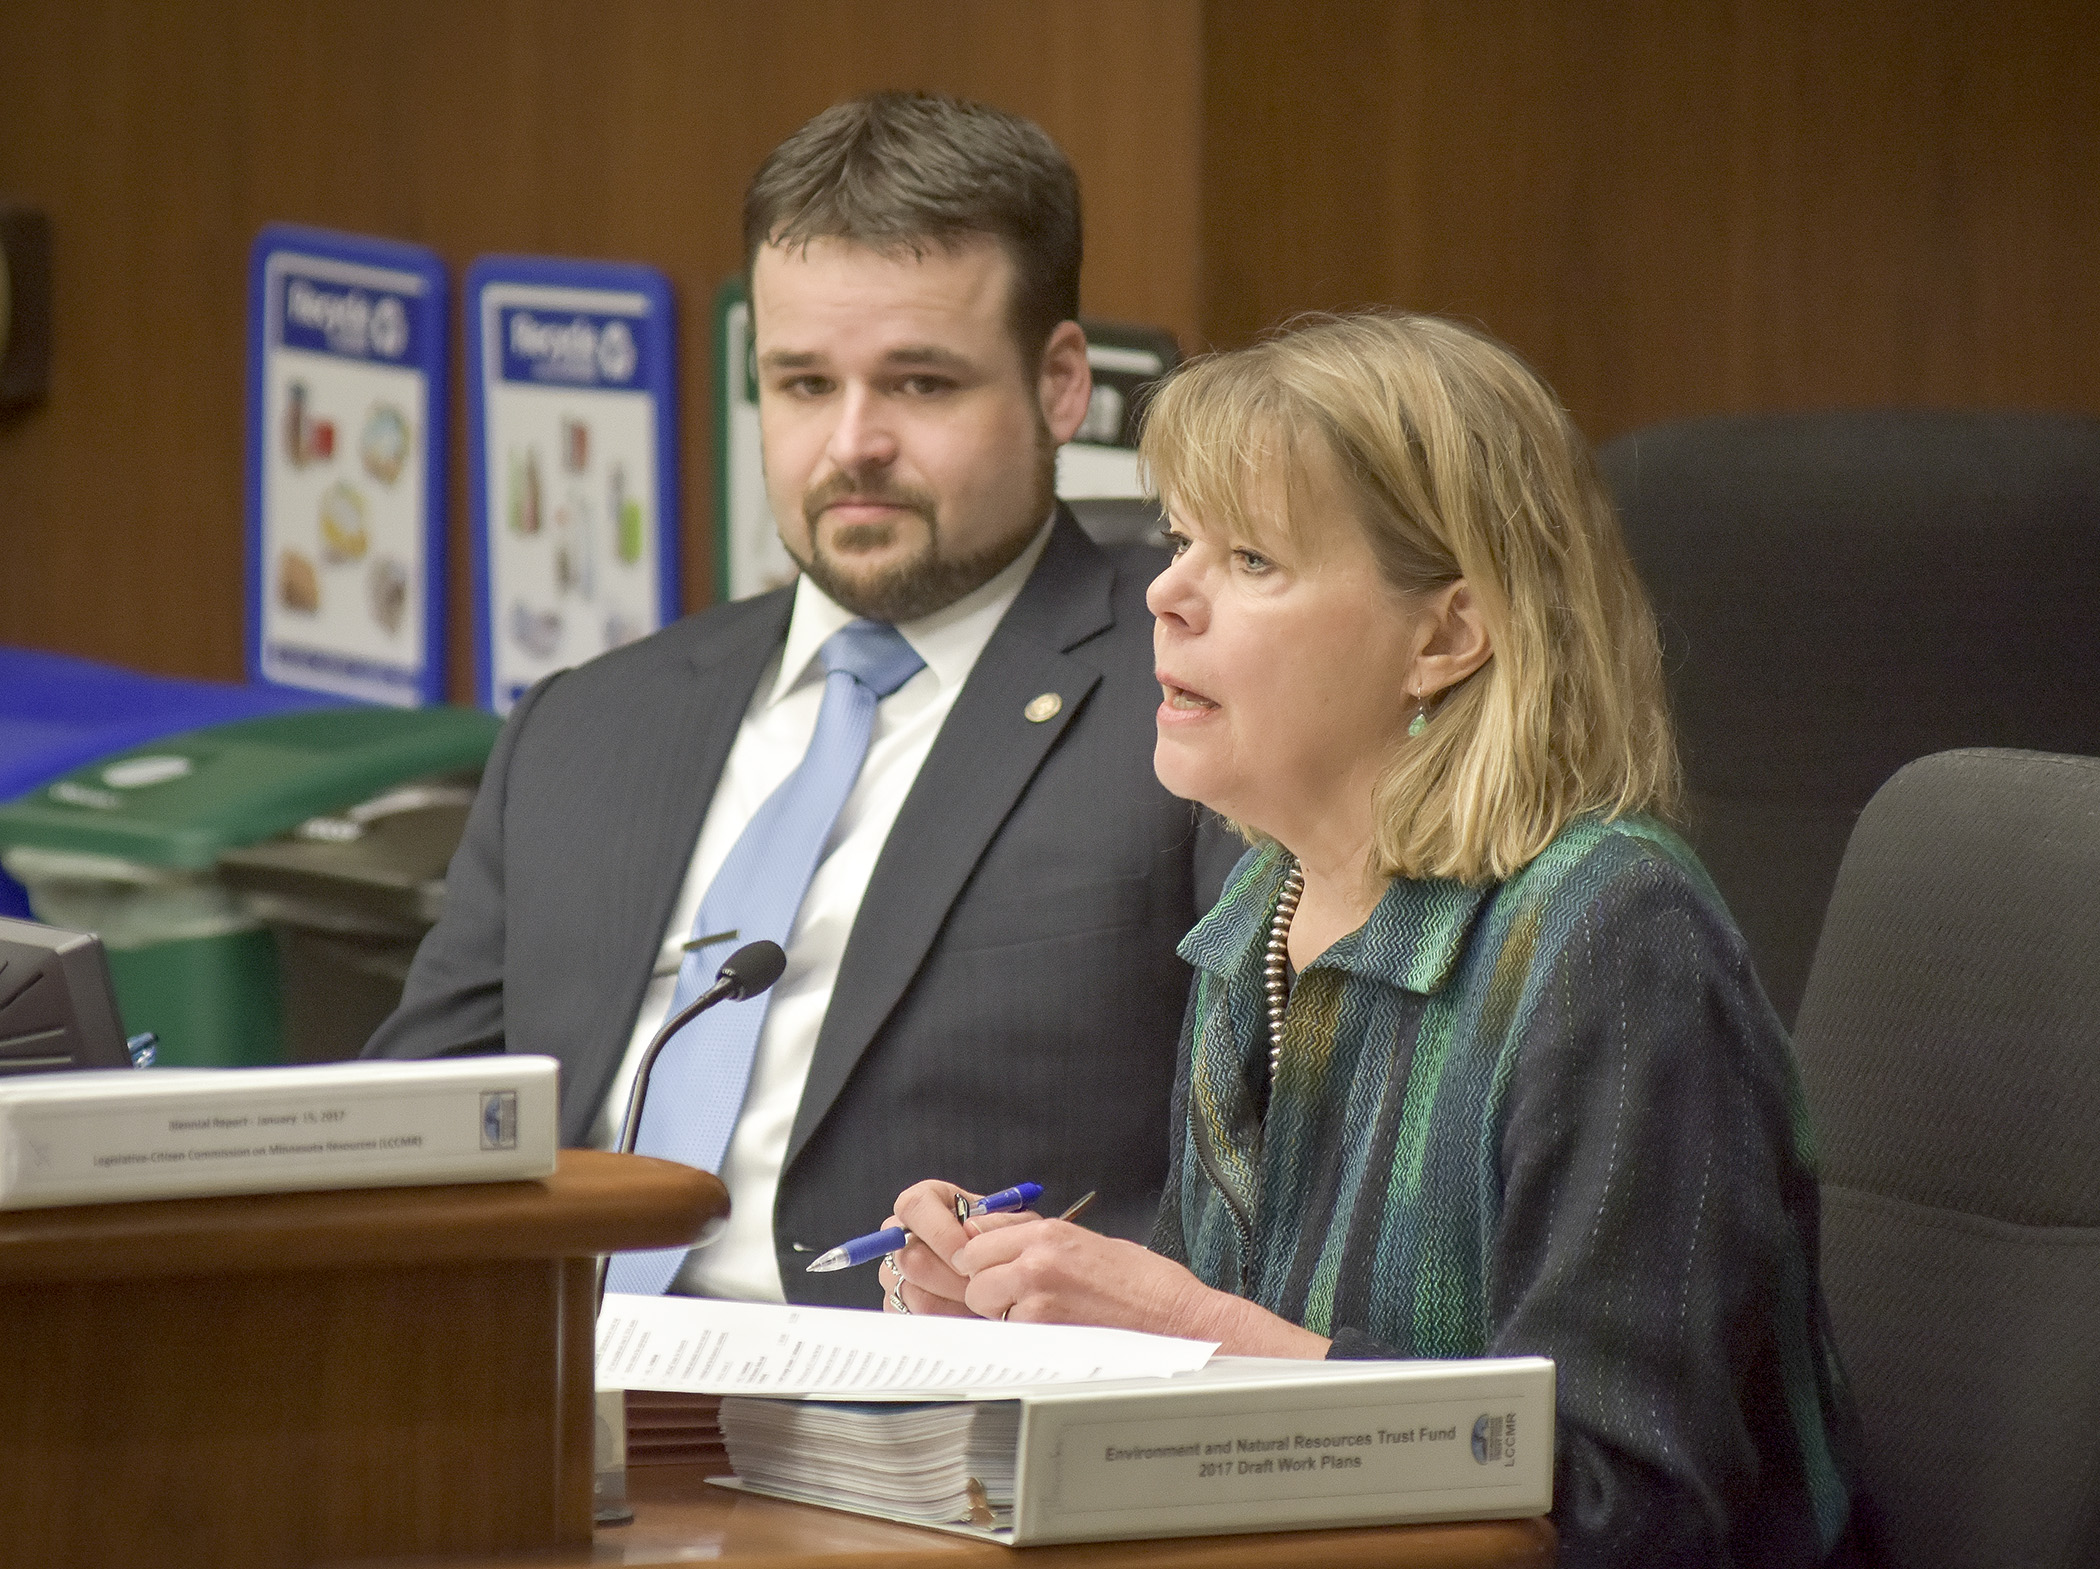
[{"x1": 788, "y1": 437, "x2": 1056, "y2": 625}]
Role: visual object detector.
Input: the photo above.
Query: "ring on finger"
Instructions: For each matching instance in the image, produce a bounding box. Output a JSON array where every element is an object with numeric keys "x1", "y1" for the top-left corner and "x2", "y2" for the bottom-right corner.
[
  {"x1": 879, "y1": 1251, "x2": 901, "y2": 1283},
  {"x1": 889, "y1": 1278, "x2": 911, "y2": 1315}
]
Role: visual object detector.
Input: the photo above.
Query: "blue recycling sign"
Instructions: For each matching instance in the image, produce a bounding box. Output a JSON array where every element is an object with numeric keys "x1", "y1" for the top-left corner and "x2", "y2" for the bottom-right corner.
[
  {"x1": 245, "y1": 224, "x2": 449, "y2": 706},
  {"x1": 467, "y1": 256, "x2": 680, "y2": 714}
]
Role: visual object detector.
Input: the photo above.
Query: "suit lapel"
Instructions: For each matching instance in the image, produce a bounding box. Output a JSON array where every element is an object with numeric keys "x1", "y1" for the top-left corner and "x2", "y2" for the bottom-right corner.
[{"x1": 786, "y1": 515, "x2": 1119, "y2": 1166}]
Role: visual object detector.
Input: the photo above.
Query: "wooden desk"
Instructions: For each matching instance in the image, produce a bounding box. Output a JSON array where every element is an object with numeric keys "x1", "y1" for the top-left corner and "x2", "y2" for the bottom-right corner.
[
  {"x1": 330, "y1": 1463, "x2": 1557, "y2": 1568},
  {"x1": 0, "y1": 1150, "x2": 724, "y2": 1569}
]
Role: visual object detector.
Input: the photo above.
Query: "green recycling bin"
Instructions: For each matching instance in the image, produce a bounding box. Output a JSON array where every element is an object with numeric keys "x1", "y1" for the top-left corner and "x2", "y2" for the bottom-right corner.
[
  {"x1": 0, "y1": 706, "x2": 501, "y2": 1067},
  {"x1": 217, "y1": 780, "x2": 476, "y2": 1063}
]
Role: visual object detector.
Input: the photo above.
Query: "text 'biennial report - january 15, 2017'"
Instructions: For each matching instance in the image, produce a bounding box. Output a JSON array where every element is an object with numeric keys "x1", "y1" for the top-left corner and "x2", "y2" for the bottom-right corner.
[{"x1": 0, "y1": 1057, "x2": 558, "y2": 1207}]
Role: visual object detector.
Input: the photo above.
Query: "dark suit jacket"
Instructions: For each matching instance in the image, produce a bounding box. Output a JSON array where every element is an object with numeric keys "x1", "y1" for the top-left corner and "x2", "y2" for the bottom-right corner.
[{"x1": 367, "y1": 513, "x2": 1238, "y2": 1305}]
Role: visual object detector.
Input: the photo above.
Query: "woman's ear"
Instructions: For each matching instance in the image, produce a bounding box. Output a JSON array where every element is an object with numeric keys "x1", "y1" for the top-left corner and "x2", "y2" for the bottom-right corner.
[{"x1": 1413, "y1": 581, "x2": 1493, "y2": 697}]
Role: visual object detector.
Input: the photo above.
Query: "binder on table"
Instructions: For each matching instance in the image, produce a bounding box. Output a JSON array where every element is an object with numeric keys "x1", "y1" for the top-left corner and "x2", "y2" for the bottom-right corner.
[{"x1": 600, "y1": 1294, "x2": 1554, "y2": 1546}]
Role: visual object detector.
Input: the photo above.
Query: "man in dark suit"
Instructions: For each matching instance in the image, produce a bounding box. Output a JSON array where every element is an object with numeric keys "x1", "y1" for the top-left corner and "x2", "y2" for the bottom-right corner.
[{"x1": 366, "y1": 92, "x2": 1233, "y2": 1308}]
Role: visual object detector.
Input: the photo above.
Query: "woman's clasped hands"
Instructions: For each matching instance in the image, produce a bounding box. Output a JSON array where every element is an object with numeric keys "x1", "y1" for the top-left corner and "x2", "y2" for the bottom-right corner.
[{"x1": 877, "y1": 1180, "x2": 1329, "y2": 1358}]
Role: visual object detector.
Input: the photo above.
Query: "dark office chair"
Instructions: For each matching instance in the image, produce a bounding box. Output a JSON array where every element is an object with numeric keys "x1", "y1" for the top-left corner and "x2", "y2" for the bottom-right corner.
[
  {"x1": 1066, "y1": 495, "x2": 1168, "y2": 552},
  {"x1": 1598, "y1": 410, "x2": 2100, "y2": 1024},
  {"x1": 1791, "y1": 748, "x2": 2100, "y2": 1569}
]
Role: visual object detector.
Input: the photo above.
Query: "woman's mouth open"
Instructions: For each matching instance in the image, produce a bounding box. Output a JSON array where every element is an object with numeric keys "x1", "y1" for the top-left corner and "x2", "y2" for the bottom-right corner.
[{"x1": 1158, "y1": 678, "x2": 1219, "y2": 716}]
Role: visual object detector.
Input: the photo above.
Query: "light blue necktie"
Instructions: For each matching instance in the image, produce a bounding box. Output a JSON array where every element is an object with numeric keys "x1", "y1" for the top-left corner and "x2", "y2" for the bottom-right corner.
[{"x1": 605, "y1": 618, "x2": 925, "y2": 1296}]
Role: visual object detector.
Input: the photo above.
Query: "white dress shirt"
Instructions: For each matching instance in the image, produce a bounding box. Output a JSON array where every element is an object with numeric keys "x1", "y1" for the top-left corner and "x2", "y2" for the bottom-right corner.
[{"x1": 589, "y1": 519, "x2": 1054, "y2": 1301}]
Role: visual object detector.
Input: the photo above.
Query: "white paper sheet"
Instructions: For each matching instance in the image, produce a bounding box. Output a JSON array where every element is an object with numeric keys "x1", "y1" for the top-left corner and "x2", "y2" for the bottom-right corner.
[{"x1": 596, "y1": 1294, "x2": 1217, "y2": 1397}]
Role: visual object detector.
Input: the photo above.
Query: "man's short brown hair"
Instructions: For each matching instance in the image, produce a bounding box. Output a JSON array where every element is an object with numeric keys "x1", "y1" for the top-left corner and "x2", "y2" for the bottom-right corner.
[{"x1": 743, "y1": 91, "x2": 1082, "y2": 362}]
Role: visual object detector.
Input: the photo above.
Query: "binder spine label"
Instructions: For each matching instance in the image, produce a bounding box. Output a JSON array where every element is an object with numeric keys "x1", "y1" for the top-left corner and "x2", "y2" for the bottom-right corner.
[
  {"x1": 0, "y1": 1067, "x2": 556, "y2": 1206},
  {"x1": 1050, "y1": 1393, "x2": 1547, "y2": 1517}
]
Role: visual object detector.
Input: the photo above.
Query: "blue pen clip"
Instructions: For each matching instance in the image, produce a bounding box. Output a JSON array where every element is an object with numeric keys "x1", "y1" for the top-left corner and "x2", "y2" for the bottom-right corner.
[{"x1": 126, "y1": 1032, "x2": 158, "y2": 1068}]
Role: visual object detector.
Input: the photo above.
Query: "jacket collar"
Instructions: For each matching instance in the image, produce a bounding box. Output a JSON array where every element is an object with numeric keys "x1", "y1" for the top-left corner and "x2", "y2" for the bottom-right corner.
[{"x1": 1180, "y1": 842, "x2": 1493, "y2": 996}]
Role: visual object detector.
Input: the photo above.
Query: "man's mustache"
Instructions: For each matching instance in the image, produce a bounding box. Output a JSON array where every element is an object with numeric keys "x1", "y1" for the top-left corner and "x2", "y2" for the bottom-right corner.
[{"x1": 801, "y1": 474, "x2": 938, "y2": 532}]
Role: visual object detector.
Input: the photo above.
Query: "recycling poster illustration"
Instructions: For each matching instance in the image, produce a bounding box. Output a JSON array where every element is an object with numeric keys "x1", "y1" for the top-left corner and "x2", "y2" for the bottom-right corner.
[
  {"x1": 468, "y1": 257, "x2": 679, "y2": 714},
  {"x1": 246, "y1": 225, "x2": 448, "y2": 705}
]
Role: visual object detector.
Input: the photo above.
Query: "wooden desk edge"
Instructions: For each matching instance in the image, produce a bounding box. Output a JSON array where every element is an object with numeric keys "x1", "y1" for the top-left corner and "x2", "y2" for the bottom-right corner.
[
  {"x1": 0, "y1": 1149, "x2": 724, "y2": 1280},
  {"x1": 321, "y1": 1466, "x2": 1558, "y2": 1567}
]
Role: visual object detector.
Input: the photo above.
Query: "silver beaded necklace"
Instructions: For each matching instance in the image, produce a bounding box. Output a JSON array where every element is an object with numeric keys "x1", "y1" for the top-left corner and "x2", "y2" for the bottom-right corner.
[{"x1": 1262, "y1": 860, "x2": 1306, "y2": 1081}]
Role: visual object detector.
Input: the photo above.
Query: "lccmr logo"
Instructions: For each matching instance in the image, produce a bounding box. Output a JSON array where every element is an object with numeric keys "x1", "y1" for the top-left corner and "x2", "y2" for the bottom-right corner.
[{"x1": 1471, "y1": 1412, "x2": 1517, "y2": 1466}]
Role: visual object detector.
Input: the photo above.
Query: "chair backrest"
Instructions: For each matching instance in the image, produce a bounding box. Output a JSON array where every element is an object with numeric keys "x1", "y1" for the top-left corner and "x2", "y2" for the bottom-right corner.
[
  {"x1": 1598, "y1": 410, "x2": 2100, "y2": 1023},
  {"x1": 1065, "y1": 495, "x2": 1168, "y2": 552},
  {"x1": 1792, "y1": 748, "x2": 2100, "y2": 1569}
]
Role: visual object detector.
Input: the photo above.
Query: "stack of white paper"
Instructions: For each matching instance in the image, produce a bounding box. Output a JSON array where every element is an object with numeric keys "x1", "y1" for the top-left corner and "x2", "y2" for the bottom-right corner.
[
  {"x1": 595, "y1": 1294, "x2": 1218, "y2": 1398},
  {"x1": 717, "y1": 1400, "x2": 1022, "y2": 1525}
]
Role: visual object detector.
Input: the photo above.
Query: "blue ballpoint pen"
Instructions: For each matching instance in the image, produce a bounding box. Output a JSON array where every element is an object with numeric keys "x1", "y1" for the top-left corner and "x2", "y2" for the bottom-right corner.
[{"x1": 803, "y1": 1182, "x2": 1044, "y2": 1273}]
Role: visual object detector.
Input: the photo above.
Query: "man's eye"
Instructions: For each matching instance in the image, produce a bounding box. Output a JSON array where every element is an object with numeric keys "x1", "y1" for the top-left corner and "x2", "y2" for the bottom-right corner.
[
  {"x1": 778, "y1": 376, "x2": 831, "y2": 397},
  {"x1": 899, "y1": 375, "x2": 953, "y2": 396}
]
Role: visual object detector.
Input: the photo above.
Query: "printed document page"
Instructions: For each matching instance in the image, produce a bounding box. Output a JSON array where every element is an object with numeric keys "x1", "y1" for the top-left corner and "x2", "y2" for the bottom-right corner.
[{"x1": 598, "y1": 1294, "x2": 1216, "y2": 1397}]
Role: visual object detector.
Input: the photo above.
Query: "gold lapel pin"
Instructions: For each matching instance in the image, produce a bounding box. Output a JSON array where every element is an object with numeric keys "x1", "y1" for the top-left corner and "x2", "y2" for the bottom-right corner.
[{"x1": 1024, "y1": 692, "x2": 1062, "y2": 723}]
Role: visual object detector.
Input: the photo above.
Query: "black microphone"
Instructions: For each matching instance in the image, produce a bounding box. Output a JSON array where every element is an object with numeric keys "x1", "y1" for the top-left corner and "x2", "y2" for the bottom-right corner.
[
  {"x1": 594, "y1": 939, "x2": 785, "y2": 1510},
  {"x1": 598, "y1": 940, "x2": 788, "y2": 1318},
  {"x1": 614, "y1": 939, "x2": 787, "y2": 1158}
]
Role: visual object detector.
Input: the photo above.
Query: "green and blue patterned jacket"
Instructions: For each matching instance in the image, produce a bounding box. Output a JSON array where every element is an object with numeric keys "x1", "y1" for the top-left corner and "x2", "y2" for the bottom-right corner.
[{"x1": 1154, "y1": 817, "x2": 1867, "y2": 1568}]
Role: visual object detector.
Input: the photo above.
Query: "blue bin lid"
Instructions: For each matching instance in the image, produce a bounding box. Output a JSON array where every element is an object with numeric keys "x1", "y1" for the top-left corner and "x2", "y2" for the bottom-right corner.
[{"x1": 0, "y1": 648, "x2": 352, "y2": 802}]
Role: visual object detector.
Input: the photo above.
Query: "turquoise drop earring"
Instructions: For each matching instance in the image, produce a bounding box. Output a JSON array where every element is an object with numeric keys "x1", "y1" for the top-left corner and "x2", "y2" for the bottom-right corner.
[{"x1": 1407, "y1": 692, "x2": 1430, "y2": 738}]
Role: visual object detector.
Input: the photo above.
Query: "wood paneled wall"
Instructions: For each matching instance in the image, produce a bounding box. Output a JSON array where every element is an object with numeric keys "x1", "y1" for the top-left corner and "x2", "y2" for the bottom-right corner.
[
  {"x1": 2, "y1": 1, "x2": 2095, "y2": 691},
  {"x1": 1202, "y1": 0, "x2": 2100, "y2": 439},
  {"x1": 0, "y1": 0, "x2": 1202, "y2": 689}
]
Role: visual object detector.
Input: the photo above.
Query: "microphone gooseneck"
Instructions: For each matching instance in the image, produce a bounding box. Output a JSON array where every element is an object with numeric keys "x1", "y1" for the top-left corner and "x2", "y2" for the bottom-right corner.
[
  {"x1": 600, "y1": 940, "x2": 788, "y2": 1315},
  {"x1": 615, "y1": 940, "x2": 787, "y2": 1158}
]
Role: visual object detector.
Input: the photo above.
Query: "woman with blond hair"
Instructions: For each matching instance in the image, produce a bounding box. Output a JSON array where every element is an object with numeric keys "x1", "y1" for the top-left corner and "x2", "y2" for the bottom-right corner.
[{"x1": 887, "y1": 313, "x2": 1869, "y2": 1566}]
